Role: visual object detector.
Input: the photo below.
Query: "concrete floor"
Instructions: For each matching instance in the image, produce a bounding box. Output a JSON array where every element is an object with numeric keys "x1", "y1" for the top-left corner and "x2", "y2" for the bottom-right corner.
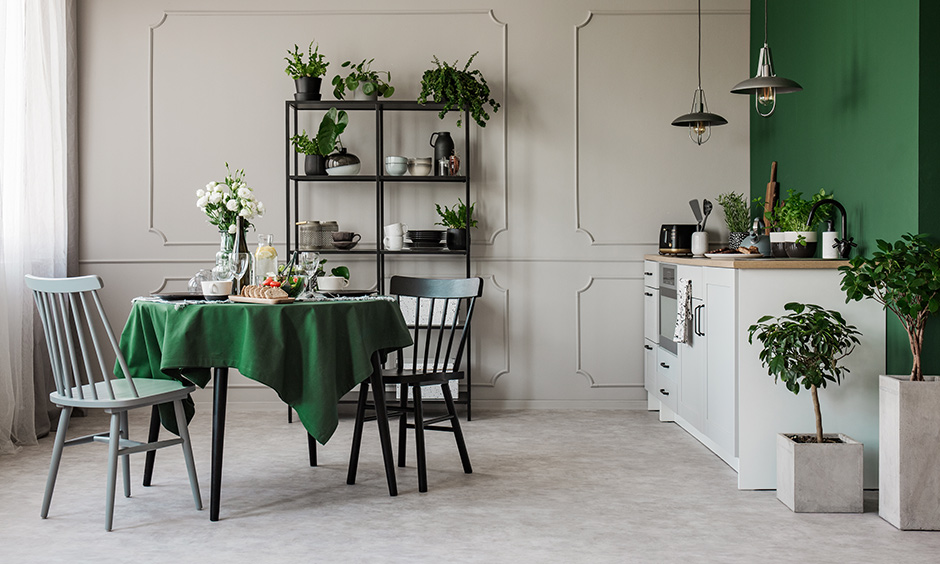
[{"x1": 1, "y1": 406, "x2": 939, "y2": 563}]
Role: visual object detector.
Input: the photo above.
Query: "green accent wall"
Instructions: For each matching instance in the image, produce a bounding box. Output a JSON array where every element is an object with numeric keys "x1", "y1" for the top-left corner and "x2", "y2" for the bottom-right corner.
[{"x1": 748, "y1": 0, "x2": 934, "y2": 375}]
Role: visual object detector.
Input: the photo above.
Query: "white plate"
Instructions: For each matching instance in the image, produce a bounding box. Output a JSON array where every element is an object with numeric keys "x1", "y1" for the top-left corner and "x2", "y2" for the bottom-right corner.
[{"x1": 704, "y1": 253, "x2": 765, "y2": 260}]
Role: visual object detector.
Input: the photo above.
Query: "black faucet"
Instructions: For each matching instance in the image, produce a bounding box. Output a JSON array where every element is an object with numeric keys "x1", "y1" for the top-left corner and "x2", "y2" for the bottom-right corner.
[{"x1": 806, "y1": 198, "x2": 856, "y2": 259}]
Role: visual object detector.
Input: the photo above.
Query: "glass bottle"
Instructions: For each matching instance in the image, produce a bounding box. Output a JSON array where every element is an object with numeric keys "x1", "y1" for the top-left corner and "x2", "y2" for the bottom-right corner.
[{"x1": 254, "y1": 234, "x2": 278, "y2": 284}]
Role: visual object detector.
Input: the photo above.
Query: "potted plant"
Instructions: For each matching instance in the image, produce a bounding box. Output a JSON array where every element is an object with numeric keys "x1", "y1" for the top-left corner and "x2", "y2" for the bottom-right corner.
[
  {"x1": 284, "y1": 41, "x2": 330, "y2": 101},
  {"x1": 771, "y1": 189, "x2": 833, "y2": 258},
  {"x1": 748, "y1": 302, "x2": 863, "y2": 513},
  {"x1": 316, "y1": 265, "x2": 350, "y2": 291},
  {"x1": 435, "y1": 198, "x2": 478, "y2": 250},
  {"x1": 289, "y1": 107, "x2": 349, "y2": 176},
  {"x1": 417, "y1": 51, "x2": 500, "y2": 128},
  {"x1": 716, "y1": 192, "x2": 750, "y2": 248},
  {"x1": 840, "y1": 233, "x2": 940, "y2": 529},
  {"x1": 331, "y1": 58, "x2": 395, "y2": 101}
]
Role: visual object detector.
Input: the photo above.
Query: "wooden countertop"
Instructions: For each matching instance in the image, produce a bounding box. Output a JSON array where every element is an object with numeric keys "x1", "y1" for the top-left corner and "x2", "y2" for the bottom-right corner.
[{"x1": 644, "y1": 254, "x2": 848, "y2": 269}]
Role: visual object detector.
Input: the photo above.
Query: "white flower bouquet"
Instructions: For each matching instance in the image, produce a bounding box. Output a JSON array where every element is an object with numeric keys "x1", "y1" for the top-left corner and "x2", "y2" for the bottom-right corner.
[{"x1": 196, "y1": 164, "x2": 265, "y2": 234}]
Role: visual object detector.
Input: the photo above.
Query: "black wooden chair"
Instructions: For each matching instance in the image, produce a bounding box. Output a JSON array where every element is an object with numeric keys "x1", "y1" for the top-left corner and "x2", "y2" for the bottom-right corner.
[{"x1": 346, "y1": 276, "x2": 483, "y2": 493}]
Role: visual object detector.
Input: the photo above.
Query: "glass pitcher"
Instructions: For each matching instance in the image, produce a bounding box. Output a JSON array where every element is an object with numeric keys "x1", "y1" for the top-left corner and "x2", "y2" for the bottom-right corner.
[{"x1": 254, "y1": 234, "x2": 278, "y2": 284}]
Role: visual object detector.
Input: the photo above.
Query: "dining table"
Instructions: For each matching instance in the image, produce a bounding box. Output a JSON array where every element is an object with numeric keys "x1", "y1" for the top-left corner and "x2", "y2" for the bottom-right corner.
[{"x1": 116, "y1": 295, "x2": 413, "y2": 521}]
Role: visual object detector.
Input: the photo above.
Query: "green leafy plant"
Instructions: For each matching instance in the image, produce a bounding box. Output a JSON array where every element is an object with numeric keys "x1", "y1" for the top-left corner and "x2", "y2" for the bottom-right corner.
[
  {"x1": 417, "y1": 52, "x2": 500, "y2": 128},
  {"x1": 716, "y1": 192, "x2": 751, "y2": 233},
  {"x1": 331, "y1": 266, "x2": 350, "y2": 281},
  {"x1": 289, "y1": 108, "x2": 349, "y2": 156},
  {"x1": 748, "y1": 303, "x2": 862, "y2": 443},
  {"x1": 434, "y1": 198, "x2": 478, "y2": 230},
  {"x1": 331, "y1": 59, "x2": 395, "y2": 100},
  {"x1": 284, "y1": 41, "x2": 329, "y2": 79},
  {"x1": 772, "y1": 188, "x2": 834, "y2": 233},
  {"x1": 840, "y1": 233, "x2": 940, "y2": 381}
]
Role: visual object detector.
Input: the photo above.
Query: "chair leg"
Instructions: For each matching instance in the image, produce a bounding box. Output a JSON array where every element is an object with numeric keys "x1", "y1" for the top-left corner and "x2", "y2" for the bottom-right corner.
[
  {"x1": 142, "y1": 404, "x2": 160, "y2": 486},
  {"x1": 105, "y1": 412, "x2": 121, "y2": 531},
  {"x1": 172, "y1": 399, "x2": 203, "y2": 511},
  {"x1": 397, "y1": 383, "x2": 408, "y2": 468},
  {"x1": 119, "y1": 411, "x2": 131, "y2": 498},
  {"x1": 288, "y1": 405, "x2": 293, "y2": 423},
  {"x1": 442, "y1": 383, "x2": 472, "y2": 474},
  {"x1": 413, "y1": 385, "x2": 428, "y2": 493},
  {"x1": 346, "y1": 379, "x2": 370, "y2": 485},
  {"x1": 307, "y1": 433, "x2": 317, "y2": 467},
  {"x1": 41, "y1": 407, "x2": 72, "y2": 519}
]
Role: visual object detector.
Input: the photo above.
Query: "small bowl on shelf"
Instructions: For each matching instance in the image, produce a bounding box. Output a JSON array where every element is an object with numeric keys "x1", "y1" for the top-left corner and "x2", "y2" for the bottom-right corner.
[
  {"x1": 407, "y1": 157, "x2": 433, "y2": 176},
  {"x1": 385, "y1": 156, "x2": 408, "y2": 176}
]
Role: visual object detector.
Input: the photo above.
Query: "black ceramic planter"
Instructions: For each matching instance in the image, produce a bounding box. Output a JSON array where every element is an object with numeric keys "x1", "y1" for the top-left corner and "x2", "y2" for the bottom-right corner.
[
  {"x1": 304, "y1": 154, "x2": 326, "y2": 176},
  {"x1": 294, "y1": 77, "x2": 322, "y2": 101},
  {"x1": 446, "y1": 228, "x2": 467, "y2": 251},
  {"x1": 785, "y1": 241, "x2": 817, "y2": 258}
]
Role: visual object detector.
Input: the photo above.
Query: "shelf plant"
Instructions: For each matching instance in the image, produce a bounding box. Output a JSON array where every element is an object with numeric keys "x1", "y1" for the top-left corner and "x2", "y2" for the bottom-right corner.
[
  {"x1": 285, "y1": 41, "x2": 330, "y2": 101},
  {"x1": 435, "y1": 198, "x2": 477, "y2": 251},
  {"x1": 332, "y1": 58, "x2": 394, "y2": 100},
  {"x1": 289, "y1": 108, "x2": 349, "y2": 175},
  {"x1": 417, "y1": 52, "x2": 500, "y2": 128}
]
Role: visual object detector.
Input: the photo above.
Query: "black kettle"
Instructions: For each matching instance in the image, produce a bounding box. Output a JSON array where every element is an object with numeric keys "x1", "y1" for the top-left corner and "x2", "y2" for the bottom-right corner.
[{"x1": 429, "y1": 132, "x2": 454, "y2": 175}]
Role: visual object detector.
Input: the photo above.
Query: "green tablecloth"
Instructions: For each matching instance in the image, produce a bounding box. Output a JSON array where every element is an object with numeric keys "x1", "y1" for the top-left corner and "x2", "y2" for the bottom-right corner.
[{"x1": 117, "y1": 298, "x2": 412, "y2": 444}]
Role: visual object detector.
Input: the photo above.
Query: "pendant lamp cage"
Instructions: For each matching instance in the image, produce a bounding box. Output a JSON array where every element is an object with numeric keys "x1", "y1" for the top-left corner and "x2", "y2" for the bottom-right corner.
[{"x1": 671, "y1": 0, "x2": 727, "y2": 145}]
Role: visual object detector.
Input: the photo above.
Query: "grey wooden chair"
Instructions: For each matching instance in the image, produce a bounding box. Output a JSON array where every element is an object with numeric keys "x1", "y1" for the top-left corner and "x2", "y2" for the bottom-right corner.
[
  {"x1": 347, "y1": 276, "x2": 483, "y2": 493},
  {"x1": 26, "y1": 275, "x2": 202, "y2": 531}
]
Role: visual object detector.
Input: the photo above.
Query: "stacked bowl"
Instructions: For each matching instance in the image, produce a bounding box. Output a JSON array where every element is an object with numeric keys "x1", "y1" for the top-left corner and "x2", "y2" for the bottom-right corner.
[{"x1": 385, "y1": 156, "x2": 408, "y2": 176}]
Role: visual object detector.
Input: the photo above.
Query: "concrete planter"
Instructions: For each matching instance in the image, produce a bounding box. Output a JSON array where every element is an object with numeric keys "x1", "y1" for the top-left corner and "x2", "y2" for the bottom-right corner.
[
  {"x1": 879, "y1": 374, "x2": 940, "y2": 530},
  {"x1": 776, "y1": 433, "x2": 863, "y2": 513}
]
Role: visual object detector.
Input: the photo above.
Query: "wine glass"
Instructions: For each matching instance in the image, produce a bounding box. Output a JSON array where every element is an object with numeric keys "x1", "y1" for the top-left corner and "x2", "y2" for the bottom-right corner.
[
  {"x1": 231, "y1": 252, "x2": 250, "y2": 294},
  {"x1": 298, "y1": 251, "x2": 320, "y2": 299}
]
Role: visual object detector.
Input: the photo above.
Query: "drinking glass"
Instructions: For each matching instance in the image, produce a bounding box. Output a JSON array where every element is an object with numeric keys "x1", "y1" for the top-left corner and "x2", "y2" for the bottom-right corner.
[
  {"x1": 231, "y1": 252, "x2": 250, "y2": 293},
  {"x1": 298, "y1": 251, "x2": 321, "y2": 298}
]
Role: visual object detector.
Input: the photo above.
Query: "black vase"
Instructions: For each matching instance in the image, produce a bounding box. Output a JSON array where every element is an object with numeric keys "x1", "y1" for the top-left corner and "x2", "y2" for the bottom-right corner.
[
  {"x1": 294, "y1": 77, "x2": 322, "y2": 101},
  {"x1": 445, "y1": 228, "x2": 467, "y2": 251},
  {"x1": 304, "y1": 154, "x2": 326, "y2": 176}
]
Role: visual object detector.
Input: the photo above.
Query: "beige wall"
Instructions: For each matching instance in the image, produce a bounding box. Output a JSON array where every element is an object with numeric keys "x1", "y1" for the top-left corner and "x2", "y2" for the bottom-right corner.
[{"x1": 77, "y1": 0, "x2": 749, "y2": 408}]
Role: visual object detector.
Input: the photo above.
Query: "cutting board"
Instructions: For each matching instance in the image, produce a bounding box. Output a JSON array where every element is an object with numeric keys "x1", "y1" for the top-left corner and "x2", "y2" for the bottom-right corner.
[{"x1": 764, "y1": 161, "x2": 780, "y2": 235}]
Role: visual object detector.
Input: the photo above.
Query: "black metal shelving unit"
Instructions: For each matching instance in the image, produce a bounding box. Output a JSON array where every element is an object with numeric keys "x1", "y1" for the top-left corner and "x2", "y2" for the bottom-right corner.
[{"x1": 284, "y1": 99, "x2": 474, "y2": 418}]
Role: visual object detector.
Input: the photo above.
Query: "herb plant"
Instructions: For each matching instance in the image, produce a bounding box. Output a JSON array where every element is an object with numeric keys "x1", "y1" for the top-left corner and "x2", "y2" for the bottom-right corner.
[
  {"x1": 435, "y1": 199, "x2": 478, "y2": 230},
  {"x1": 716, "y1": 192, "x2": 750, "y2": 232},
  {"x1": 331, "y1": 59, "x2": 395, "y2": 100},
  {"x1": 840, "y1": 233, "x2": 940, "y2": 381},
  {"x1": 284, "y1": 41, "x2": 329, "y2": 79},
  {"x1": 771, "y1": 188, "x2": 834, "y2": 232},
  {"x1": 417, "y1": 52, "x2": 500, "y2": 128},
  {"x1": 748, "y1": 302, "x2": 862, "y2": 443},
  {"x1": 289, "y1": 108, "x2": 349, "y2": 156}
]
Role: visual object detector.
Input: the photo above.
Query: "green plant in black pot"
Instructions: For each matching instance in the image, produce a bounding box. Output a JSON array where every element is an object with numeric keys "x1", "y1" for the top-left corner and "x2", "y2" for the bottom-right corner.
[
  {"x1": 748, "y1": 302, "x2": 862, "y2": 443},
  {"x1": 289, "y1": 108, "x2": 349, "y2": 175},
  {"x1": 417, "y1": 52, "x2": 500, "y2": 128},
  {"x1": 435, "y1": 198, "x2": 478, "y2": 250},
  {"x1": 332, "y1": 58, "x2": 394, "y2": 100},
  {"x1": 285, "y1": 41, "x2": 330, "y2": 101}
]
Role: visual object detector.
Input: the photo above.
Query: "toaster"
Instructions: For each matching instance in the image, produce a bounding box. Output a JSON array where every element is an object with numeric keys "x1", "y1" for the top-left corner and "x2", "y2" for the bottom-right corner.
[{"x1": 659, "y1": 224, "x2": 697, "y2": 256}]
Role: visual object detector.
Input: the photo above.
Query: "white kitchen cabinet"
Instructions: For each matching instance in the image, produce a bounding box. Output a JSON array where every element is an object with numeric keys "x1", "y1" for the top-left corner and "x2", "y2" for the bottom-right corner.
[
  {"x1": 643, "y1": 255, "x2": 885, "y2": 489},
  {"x1": 643, "y1": 260, "x2": 660, "y2": 411}
]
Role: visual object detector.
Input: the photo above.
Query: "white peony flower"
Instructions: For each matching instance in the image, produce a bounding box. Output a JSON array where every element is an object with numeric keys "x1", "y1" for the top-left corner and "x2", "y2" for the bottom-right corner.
[
  {"x1": 228, "y1": 224, "x2": 238, "y2": 234},
  {"x1": 196, "y1": 188, "x2": 205, "y2": 198},
  {"x1": 226, "y1": 199, "x2": 239, "y2": 211},
  {"x1": 237, "y1": 186, "x2": 251, "y2": 199},
  {"x1": 209, "y1": 192, "x2": 223, "y2": 204},
  {"x1": 207, "y1": 182, "x2": 217, "y2": 190},
  {"x1": 256, "y1": 202, "x2": 265, "y2": 216},
  {"x1": 239, "y1": 208, "x2": 253, "y2": 218},
  {"x1": 197, "y1": 195, "x2": 209, "y2": 208}
]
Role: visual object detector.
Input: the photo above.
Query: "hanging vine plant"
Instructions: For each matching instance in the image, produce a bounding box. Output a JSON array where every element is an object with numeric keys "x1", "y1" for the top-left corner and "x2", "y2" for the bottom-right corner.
[{"x1": 417, "y1": 51, "x2": 500, "y2": 128}]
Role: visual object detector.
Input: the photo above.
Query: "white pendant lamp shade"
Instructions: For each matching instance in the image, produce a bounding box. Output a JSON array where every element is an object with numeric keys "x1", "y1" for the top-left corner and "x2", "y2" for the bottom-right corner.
[{"x1": 672, "y1": 0, "x2": 727, "y2": 145}]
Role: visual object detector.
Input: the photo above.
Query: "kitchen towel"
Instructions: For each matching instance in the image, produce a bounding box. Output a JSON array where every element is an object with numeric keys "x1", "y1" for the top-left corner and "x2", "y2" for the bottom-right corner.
[{"x1": 674, "y1": 278, "x2": 692, "y2": 344}]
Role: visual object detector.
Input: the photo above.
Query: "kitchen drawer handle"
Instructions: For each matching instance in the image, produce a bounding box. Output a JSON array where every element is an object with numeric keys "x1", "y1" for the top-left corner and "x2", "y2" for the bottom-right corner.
[
  {"x1": 660, "y1": 362, "x2": 670, "y2": 369},
  {"x1": 659, "y1": 388, "x2": 670, "y2": 396},
  {"x1": 644, "y1": 344, "x2": 653, "y2": 350},
  {"x1": 644, "y1": 271, "x2": 653, "y2": 276},
  {"x1": 644, "y1": 292, "x2": 653, "y2": 297}
]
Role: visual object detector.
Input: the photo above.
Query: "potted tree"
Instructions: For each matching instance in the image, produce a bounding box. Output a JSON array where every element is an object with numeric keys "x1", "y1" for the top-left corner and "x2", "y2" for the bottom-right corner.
[
  {"x1": 331, "y1": 58, "x2": 395, "y2": 101},
  {"x1": 716, "y1": 192, "x2": 750, "y2": 249},
  {"x1": 417, "y1": 51, "x2": 500, "y2": 128},
  {"x1": 284, "y1": 41, "x2": 330, "y2": 101},
  {"x1": 435, "y1": 198, "x2": 478, "y2": 251},
  {"x1": 748, "y1": 302, "x2": 863, "y2": 513},
  {"x1": 840, "y1": 233, "x2": 940, "y2": 529},
  {"x1": 289, "y1": 108, "x2": 349, "y2": 176}
]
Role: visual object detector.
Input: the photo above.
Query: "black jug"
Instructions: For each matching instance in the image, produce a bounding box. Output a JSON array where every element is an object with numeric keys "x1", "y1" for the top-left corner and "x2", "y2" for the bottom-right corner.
[{"x1": 429, "y1": 132, "x2": 454, "y2": 176}]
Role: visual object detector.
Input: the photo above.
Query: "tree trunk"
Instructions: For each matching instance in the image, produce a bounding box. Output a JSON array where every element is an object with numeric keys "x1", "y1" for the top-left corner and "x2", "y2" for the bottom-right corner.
[
  {"x1": 910, "y1": 325, "x2": 924, "y2": 381},
  {"x1": 811, "y1": 384, "x2": 823, "y2": 443}
]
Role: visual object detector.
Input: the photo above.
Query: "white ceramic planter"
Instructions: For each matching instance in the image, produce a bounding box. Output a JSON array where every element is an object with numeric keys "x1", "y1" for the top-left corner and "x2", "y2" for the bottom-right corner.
[
  {"x1": 879, "y1": 374, "x2": 940, "y2": 530},
  {"x1": 776, "y1": 433, "x2": 863, "y2": 513}
]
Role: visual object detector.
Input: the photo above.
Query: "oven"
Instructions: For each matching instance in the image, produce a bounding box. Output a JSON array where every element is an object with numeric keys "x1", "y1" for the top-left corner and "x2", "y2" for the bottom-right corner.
[{"x1": 659, "y1": 263, "x2": 678, "y2": 354}]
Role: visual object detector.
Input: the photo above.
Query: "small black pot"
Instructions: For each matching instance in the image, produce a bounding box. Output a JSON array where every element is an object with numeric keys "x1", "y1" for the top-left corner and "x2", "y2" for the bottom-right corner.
[
  {"x1": 304, "y1": 154, "x2": 326, "y2": 176},
  {"x1": 294, "y1": 77, "x2": 322, "y2": 101},
  {"x1": 785, "y1": 241, "x2": 817, "y2": 258},
  {"x1": 445, "y1": 228, "x2": 467, "y2": 251}
]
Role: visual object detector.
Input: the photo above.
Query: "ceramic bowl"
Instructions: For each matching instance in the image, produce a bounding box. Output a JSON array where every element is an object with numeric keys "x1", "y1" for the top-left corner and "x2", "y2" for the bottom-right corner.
[
  {"x1": 385, "y1": 162, "x2": 408, "y2": 176},
  {"x1": 408, "y1": 157, "x2": 433, "y2": 176},
  {"x1": 385, "y1": 156, "x2": 407, "y2": 163}
]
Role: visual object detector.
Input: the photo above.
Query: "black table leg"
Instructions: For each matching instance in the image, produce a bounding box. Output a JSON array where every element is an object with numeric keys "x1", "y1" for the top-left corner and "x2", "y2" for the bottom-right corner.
[
  {"x1": 142, "y1": 404, "x2": 160, "y2": 486},
  {"x1": 210, "y1": 367, "x2": 228, "y2": 521},
  {"x1": 369, "y1": 354, "x2": 397, "y2": 497}
]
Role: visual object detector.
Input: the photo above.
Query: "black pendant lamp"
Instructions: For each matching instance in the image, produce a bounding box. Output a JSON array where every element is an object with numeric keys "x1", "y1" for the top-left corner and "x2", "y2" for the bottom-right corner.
[
  {"x1": 730, "y1": 0, "x2": 802, "y2": 117},
  {"x1": 672, "y1": 0, "x2": 727, "y2": 145}
]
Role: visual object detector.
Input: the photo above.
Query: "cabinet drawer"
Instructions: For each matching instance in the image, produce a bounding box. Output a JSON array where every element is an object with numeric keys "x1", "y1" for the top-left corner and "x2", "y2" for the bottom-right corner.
[
  {"x1": 643, "y1": 287, "x2": 659, "y2": 342},
  {"x1": 656, "y1": 348, "x2": 678, "y2": 382},
  {"x1": 643, "y1": 260, "x2": 659, "y2": 288},
  {"x1": 656, "y1": 371, "x2": 678, "y2": 412}
]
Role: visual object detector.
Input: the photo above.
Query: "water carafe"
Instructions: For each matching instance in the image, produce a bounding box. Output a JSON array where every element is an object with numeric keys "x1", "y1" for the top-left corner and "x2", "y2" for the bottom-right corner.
[{"x1": 254, "y1": 234, "x2": 278, "y2": 283}]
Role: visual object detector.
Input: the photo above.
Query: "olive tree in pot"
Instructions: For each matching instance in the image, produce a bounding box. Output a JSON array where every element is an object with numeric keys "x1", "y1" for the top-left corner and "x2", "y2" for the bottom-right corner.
[
  {"x1": 289, "y1": 108, "x2": 349, "y2": 176},
  {"x1": 284, "y1": 41, "x2": 329, "y2": 101},
  {"x1": 435, "y1": 198, "x2": 477, "y2": 250},
  {"x1": 840, "y1": 233, "x2": 940, "y2": 529},
  {"x1": 748, "y1": 303, "x2": 863, "y2": 513}
]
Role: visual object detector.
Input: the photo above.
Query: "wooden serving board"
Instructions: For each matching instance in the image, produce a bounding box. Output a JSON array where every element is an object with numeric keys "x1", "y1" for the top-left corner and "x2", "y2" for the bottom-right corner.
[{"x1": 228, "y1": 295, "x2": 296, "y2": 305}]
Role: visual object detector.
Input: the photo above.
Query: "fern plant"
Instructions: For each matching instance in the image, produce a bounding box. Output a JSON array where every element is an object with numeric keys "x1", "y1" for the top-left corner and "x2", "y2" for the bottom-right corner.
[
  {"x1": 417, "y1": 52, "x2": 500, "y2": 128},
  {"x1": 434, "y1": 199, "x2": 478, "y2": 230}
]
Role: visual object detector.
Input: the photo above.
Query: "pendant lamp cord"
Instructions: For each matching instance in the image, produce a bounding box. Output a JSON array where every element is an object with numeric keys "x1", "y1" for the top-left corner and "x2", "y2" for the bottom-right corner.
[
  {"x1": 763, "y1": 0, "x2": 768, "y2": 44},
  {"x1": 697, "y1": 0, "x2": 702, "y2": 89}
]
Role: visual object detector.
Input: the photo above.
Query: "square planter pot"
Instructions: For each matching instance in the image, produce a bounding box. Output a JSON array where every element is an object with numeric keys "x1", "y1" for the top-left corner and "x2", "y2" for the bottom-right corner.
[
  {"x1": 776, "y1": 433, "x2": 863, "y2": 513},
  {"x1": 879, "y1": 374, "x2": 940, "y2": 530}
]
